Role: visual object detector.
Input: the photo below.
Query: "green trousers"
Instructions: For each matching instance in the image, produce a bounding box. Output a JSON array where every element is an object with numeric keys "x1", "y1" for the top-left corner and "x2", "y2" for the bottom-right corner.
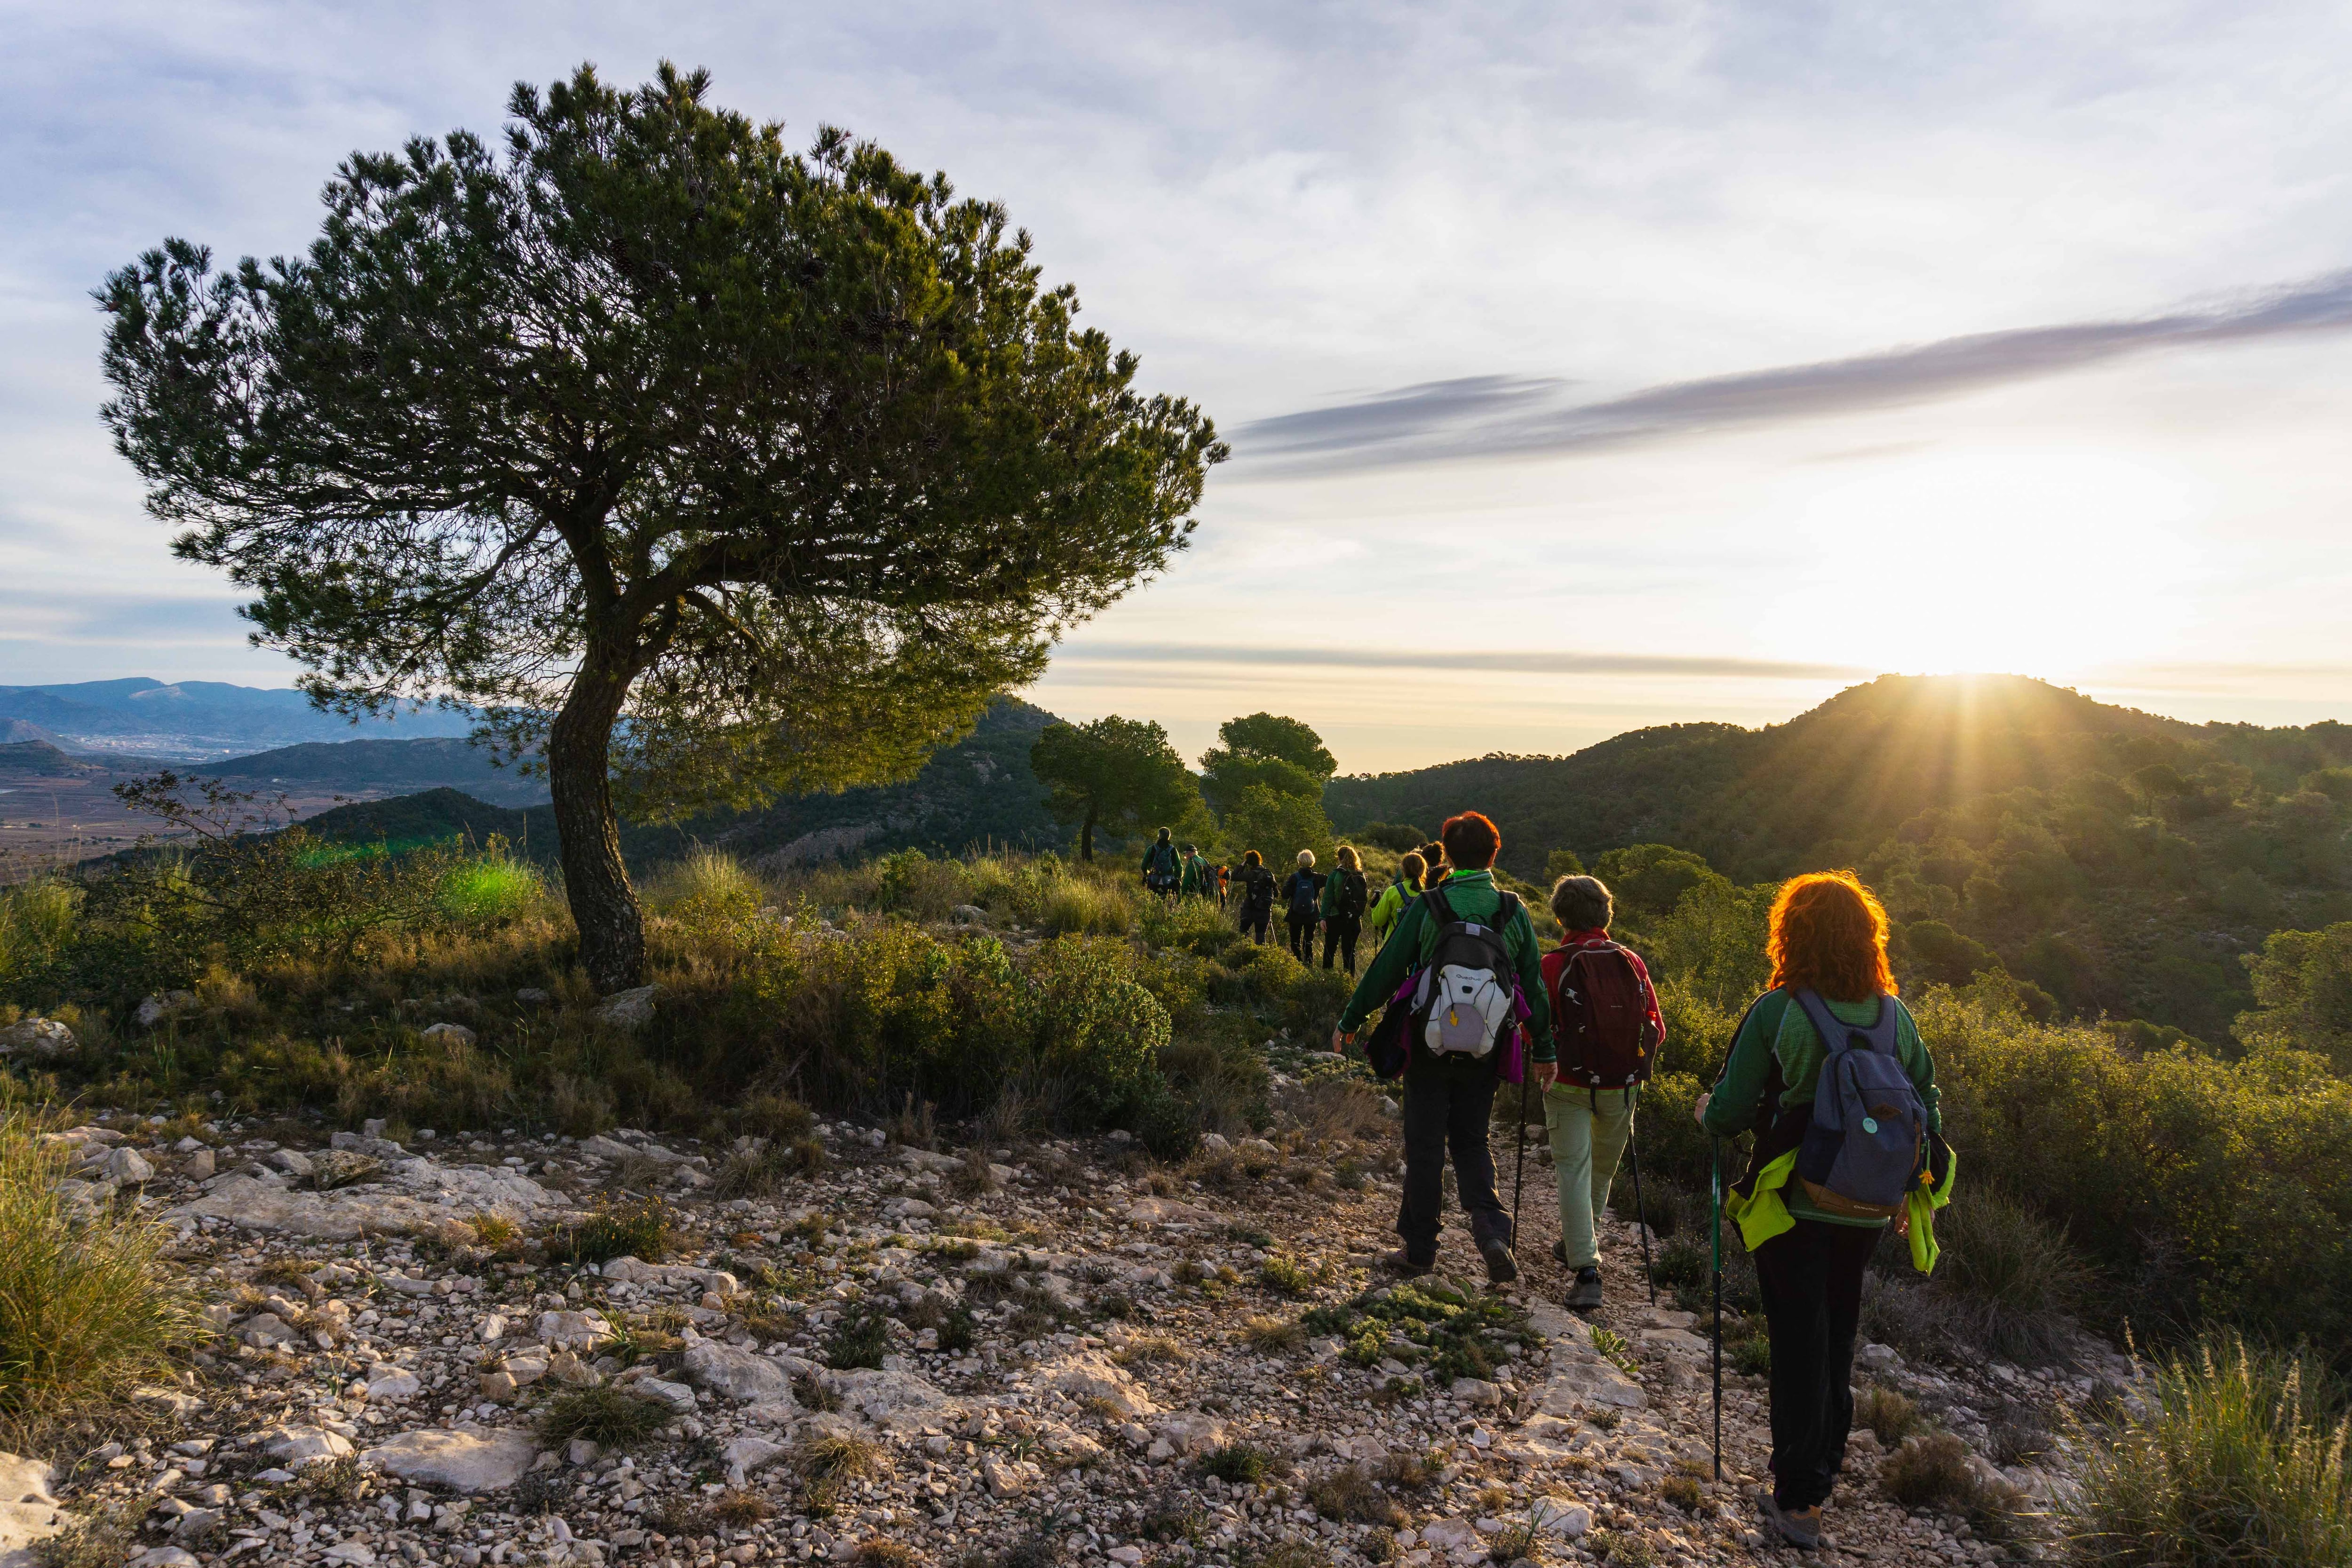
[{"x1": 1543, "y1": 1083, "x2": 1636, "y2": 1271}]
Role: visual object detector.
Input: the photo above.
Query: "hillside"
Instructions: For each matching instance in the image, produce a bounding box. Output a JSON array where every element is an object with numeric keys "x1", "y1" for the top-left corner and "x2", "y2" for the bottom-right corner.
[
  {"x1": 301, "y1": 696, "x2": 1072, "y2": 869},
  {"x1": 197, "y1": 737, "x2": 549, "y2": 806},
  {"x1": 1327, "y1": 674, "x2": 2352, "y2": 1038}
]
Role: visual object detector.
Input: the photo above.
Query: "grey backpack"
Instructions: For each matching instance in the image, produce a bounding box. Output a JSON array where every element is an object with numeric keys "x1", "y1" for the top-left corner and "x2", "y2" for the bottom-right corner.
[{"x1": 1789, "y1": 989, "x2": 1929, "y2": 1219}]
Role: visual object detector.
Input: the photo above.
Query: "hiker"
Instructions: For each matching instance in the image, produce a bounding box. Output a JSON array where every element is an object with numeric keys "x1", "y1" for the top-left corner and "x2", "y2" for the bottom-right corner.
[
  {"x1": 1331, "y1": 812, "x2": 1552, "y2": 1282},
  {"x1": 1696, "y1": 871, "x2": 1949, "y2": 1552},
  {"x1": 1139, "y1": 828, "x2": 1181, "y2": 896},
  {"x1": 1365, "y1": 850, "x2": 1429, "y2": 949},
  {"x1": 1180, "y1": 844, "x2": 1216, "y2": 899},
  {"x1": 1217, "y1": 862, "x2": 1232, "y2": 908},
  {"x1": 1542, "y1": 874, "x2": 1665, "y2": 1309},
  {"x1": 1319, "y1": 844, "x2": 1370, "y2": 973},
  {"x1": 1281, "y1": 850, "x2": 1323, "y2": 963},
  {"x1": 1235, "y1": 850, "x2": 1276, "y2": 944}
]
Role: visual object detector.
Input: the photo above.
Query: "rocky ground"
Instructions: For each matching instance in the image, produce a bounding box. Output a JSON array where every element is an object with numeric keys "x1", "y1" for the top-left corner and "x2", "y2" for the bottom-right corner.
[{"x1": 6, "y1": 1064, "x2": 2118, "y2": 1568}]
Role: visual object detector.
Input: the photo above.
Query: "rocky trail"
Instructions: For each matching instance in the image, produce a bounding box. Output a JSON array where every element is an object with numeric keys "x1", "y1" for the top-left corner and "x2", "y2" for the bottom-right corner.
[{"x1": 7, "y1": 1070, "x2": 2111, "y2": 1568}]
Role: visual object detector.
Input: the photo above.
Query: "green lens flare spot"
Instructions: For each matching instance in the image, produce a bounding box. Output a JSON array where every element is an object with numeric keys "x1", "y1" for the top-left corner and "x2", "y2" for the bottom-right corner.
[{"x1": 1861, "y1": 1117, "x2": 1879, "y2": 1135}]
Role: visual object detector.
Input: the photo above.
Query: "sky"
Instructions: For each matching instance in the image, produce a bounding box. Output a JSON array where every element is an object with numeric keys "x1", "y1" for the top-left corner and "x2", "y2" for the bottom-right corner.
[{"x1": 4, "y1": 1, "x2": 2350, "y2": 773}]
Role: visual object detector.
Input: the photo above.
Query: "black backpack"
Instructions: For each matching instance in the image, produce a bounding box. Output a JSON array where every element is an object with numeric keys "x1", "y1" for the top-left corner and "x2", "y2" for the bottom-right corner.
[
  {"x1": 1287, "y1": 872, "x2": 1322, "y2": 922},
  {"x1": 1335, "y1": 868, "x2": 1367, "y2": 918}
]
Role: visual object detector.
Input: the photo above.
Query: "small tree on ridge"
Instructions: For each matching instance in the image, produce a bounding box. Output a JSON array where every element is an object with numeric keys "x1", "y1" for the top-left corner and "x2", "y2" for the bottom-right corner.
[
  {"x1": 1030, "y1": 716, "x2": 1197, "y2": 861},
  {"x1": 96, "y1": 64, "x2": 1224, "y2": 989}
]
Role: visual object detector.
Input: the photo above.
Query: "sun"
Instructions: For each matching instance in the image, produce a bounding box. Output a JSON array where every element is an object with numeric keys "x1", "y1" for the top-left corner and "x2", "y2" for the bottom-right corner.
[{"x1": 1757, "y1": 448, "x2": 2207, "y2": 678}]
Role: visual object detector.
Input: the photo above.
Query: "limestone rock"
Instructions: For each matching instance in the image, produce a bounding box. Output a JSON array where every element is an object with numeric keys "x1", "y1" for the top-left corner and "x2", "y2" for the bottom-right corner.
[
  {"x1": 682, "y1": 1340, "x2": 794, "y2": 1402},
  {"x1": 636, "y1": 1377, "x2": 696, "y2": 1413},
  {"x1": 261, "y1": 1425, "x2": 355, "y2": 1466},
  {"x1": 592, "y1": 986, "x2": 660, "y2": 1031},
  {"x1": 534, "y1": 1310, "x2": 614, "y2": 1349},
  {"x1": 602, "y1": 1255, "x2": 738, "y2": 1293},
  {"x1": 823, "y1": 1368, "x2": 949, "y2": 1432},
  {"x1": 1041, "y1": 1352, "x2": 1156, "y2": 1419},
  {"x1": 0, "y1": 1452, "x2": 66, "y2": 1565},
  {"x1": 1153, "y1": 1411, "x2": 1228, "y2": 1455},
  {"x1": 417, "y1": 1022, "x2": 476, "y2": 1046},
  {"x1": 365, "y1": 1367, "x2": 422, "y2": 1402},
  {"x1": 103, "y1": 1146, "x2": 155, "y2": 1185},
  {"x1": 0, "y1": 1018, "x2": 73, "y2": 1059},
  {"x1": 362, "y1": 1428, "x2": 540, "y2": 1493}
]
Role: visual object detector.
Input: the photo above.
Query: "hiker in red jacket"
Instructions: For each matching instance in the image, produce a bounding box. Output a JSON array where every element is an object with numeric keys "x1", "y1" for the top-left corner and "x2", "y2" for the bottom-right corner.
[{"x1": 1542, "y1": 874, "x2": 1665, "y2": 1310}]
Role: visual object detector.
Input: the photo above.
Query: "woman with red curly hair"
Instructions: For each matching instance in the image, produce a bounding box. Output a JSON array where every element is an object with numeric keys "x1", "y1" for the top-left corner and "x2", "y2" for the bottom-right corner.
[{"x1": 1697, "y1": 871, "x2": 1945, "y2": 1551}]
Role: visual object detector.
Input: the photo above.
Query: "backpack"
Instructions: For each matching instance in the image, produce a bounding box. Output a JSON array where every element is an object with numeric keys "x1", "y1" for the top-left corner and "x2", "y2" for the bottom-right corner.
[
  {"x1": 1144, "y1": 842, "x2": 1178, "y2": 889},
  {"x1": 1334, "y1": 868, "x2": 1367, "y2": 919},
  {"x1": 1241, "y1": 867, "x2": 1274, "y2": 914},
  {"x1": 1788, "y1": 989, "x2": 1931, "y2": 1219},
  {"x1": 1548, "y1": 941, "x2": 1662, "y2": 1089},
  {"x1": 1407, "y1": 884, "x2": 1524, "y2": 1059},
  {"x1": 1287, "y1": 872, "x2": 1322, "y2": 922}
]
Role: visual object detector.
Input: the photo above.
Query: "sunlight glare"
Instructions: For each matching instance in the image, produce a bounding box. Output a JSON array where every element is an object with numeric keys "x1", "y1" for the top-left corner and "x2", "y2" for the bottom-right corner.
[{"x1": 1770, "y1": 449, "x2": 2203, "y2": 677}]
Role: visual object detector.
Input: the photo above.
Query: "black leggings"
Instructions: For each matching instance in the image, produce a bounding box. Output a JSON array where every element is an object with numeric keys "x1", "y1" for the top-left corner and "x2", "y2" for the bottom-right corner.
[
  {"x1": 1321, "y1": 916, "x2": 1360, "y2": 973},
  {"x1": 1753, "y1": 1218, "x2": 1884, "y2": 1510},
  {"x1": 1242, "y1": 908, "x2": 1271, "y2": 944},
  {"x1": 1286, "y1": 916, "x2": 1318, "y2": 962}
]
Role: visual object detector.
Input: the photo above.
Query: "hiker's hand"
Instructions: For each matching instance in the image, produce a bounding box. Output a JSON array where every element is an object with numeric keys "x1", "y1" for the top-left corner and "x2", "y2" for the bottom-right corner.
[
  {"x1": 1692, "y1": 1091, "x2": 1711, "y2": 1126},
  {"x1": 1534, "y1": 1062, "x2": 1557, "y2": 1089},
  {"x1": 1329, "y1": 1027, "x2": 1351, "y2": 1054},
  {"x1": 1894, "y1": 1207, "x2": 1912, "y2": 1239}
]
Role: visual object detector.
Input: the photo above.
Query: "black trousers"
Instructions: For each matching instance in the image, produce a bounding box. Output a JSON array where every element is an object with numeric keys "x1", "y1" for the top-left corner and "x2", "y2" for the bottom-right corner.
[
  {"x1": 1753, "y1": 1218, "x2": 1883, "y2": 1509},
  {"x1": 1321, "y1": 916, "x2": 1360, "y2": 973},
  {"x1": 1286, "y1": 915, "x2": 1318, "y2": 962},
  {"x1": 1394, "y1": 1055, "x2": 1509, "y2": 1259},
  {"x1": 1242, "y1": 908, "x2": 1270, "y2": 944}
]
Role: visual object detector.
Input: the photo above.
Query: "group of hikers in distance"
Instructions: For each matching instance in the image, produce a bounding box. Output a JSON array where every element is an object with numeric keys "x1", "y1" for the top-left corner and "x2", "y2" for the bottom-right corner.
[{"x1": 1141, "y1": 810, "x2": 1953, "y2": 1553}]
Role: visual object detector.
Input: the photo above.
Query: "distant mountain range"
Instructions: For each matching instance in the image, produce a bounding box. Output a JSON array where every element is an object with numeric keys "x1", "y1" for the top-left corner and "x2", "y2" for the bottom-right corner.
[
  {"x1": 0, "y1": 678, "x2": 474, "y2": 762},
  {"x1": 193, "y1": 737, "x2": 548, "y2": 807}
]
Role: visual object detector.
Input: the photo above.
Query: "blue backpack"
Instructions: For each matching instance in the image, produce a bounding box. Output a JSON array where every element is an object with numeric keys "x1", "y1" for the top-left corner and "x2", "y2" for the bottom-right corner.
[{"x1": 1788, "y1": 990, "x2": 1930, "y2": 1219}]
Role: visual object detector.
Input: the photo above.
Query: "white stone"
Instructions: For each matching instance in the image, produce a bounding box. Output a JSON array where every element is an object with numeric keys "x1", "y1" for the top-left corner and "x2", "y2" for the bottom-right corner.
[
  {"x1": 101, "y1": 1146, "x2": 154, "y2": 1184},
  {"x1": 128, "y1": 1550, "x2": 199, "y2": 1568},
  {"x1": 1041, "y1": 1352, "x2": 1156, "y2": 1419},
  {"x1": 361, "y1": 1429, "x2": 540, "y2": 1493},
  {"x1": 1153, "y1": 1411, "x2": 1227, "y2": 1455},
  {"x1": 601, "y1": 1255, "x2": 738, "y2": 1294},
  {"x1": 822, "y1": 1368, "x2": 948, "y2": 1432},
  {"x1": 1197, "y1": 1133, "x2": 1231, "y2": 1154},
  {"x1": 1123, "y1": 1197, "x2": 1220, "y2": 1226},
  {"x1": 0, "y1": 1452, "x2": 66, "y2": 1564},
  {"x1": 534, "y1": 1311, "x2": 615, "y2": 1348},
  {"x1": 260, "y1": 1426, "x2": 355, "y2": 1465},
  {"x1": 323, "y1": 1542, "x2": 378, "y2": 1565},
  {"x1": 682, "y1": 1340, "x2": 795, "y2": 1401},
  {"x1": 1421, "y1": 1519, "x2": 1478, "y2": 1549},
  {"x1": 592, "y1": 986, "x2": 660, "y2": 1031},
  {"x1": 163, "y1": 1156, "x2": 554, "y2": 1240},
  {"x1": 238, "y1": 1314, "x2": 298, "y2": 1350},
  {"x1": 365, "y1": 1368, "x2": 422, "y2": 1402},
  {"x1": 1532, "y1": 1497, "x2": 1591, "y2": 1537},
  {"x1": 636, "y1": 1377, "x2": 696, "y2": 1412},
  {"x1": 418, "y1": 1022, "x2": 476, "y2": 1046},
  {"x1": 0, "y1": 1018, "x2": 73, "y2": 1059},
  {"x1": 1450, "y1": 1377, "x2": 1502, "y2": 1407}
]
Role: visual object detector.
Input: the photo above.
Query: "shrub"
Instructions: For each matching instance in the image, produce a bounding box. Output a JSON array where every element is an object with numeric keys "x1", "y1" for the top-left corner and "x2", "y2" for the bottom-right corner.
[
  {"x1": 641, "y1": 849, "x2": 763, "y2": 929},
  {"x1": 437, "y1": 853, "x2": 546, "y2": 927},
  {"x1": 1856, "y1": 1385, "x2": 1922, "y2": 1445},
  {"x1": 824, "y1": 1308, "x2": 893, "y2": 1370},
  {"x1": 1882, "y1": 1433, "x2": 2024, "y2": 1539},
  {"x1": 552, "y1": 1198, "x2": 675, "y2": 1265},
  {"x1": 2068, "y1": 1335, "x2": 2352, "y2": 1567},
  {"x1": 1039, "y1": 878, "x2": 1133, "y2": 937},
  {"x1": 0, "y1": 1116, "x2": 199, "y2": 1415},
  {"x1": 536, "y1": 1385, "x2": 671, "y2": 1447},
  {"x1": 1930, "y1": 1186, "x2": 2092, "y2": 1364},
  {"x1": 1200, "y1": 1442, "x2": 1276, "y2": 1484},
  {"x1": 1243, "y1": 1315, "x2": 1306, "y2": 1353}
]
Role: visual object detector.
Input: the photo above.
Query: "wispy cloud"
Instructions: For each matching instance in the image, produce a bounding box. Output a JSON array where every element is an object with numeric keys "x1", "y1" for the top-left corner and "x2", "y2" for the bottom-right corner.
[
  {"x1": 1055, "y1": 642, "x2": 1868, "y2": 680},
  {"x1": 1237, "y1": 268, "x2": 2352, "y2": 471}
]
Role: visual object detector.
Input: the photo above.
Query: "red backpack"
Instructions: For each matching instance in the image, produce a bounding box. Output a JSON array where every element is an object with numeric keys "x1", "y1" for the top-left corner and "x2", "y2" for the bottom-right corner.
[{"x1": 1544, "y1": 941, "x2": 1663, "y2": 1089}]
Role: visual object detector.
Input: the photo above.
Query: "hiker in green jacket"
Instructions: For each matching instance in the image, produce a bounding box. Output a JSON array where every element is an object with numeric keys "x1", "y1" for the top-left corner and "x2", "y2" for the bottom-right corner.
[
  {"x1": 1697, "y1": 870, "x2": 1946, "y2": 1552},
  {"x1": 1331, "y1": 812, "x2": 1553, "y2": 1283},
  {"x1": 1179, "y1": 844, "x2": 1216, "y2": 899},
  {"x1": 1139, "y1": 828, "x2": 1180, "y2": 896}
]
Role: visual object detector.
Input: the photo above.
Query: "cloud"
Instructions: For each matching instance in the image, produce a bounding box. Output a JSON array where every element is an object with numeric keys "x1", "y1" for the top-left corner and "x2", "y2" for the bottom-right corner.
[
  {"x1": 1054, "y1": 642, "x2": 1868, "y2": 680},
  {"x1": 1236, "y1": 267, "x2": 2352, "y2": 470}
]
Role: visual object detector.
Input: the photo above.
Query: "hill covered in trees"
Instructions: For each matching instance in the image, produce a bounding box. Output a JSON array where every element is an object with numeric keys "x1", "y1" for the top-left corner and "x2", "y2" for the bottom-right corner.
[{"x1": 1327, "y1": 674, "x2": 2352, "y2": 1039}]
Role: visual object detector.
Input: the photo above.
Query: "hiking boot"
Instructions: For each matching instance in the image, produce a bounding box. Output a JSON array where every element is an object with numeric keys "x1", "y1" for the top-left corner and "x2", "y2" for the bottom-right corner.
[
  {"x1": 1380, "y1": 1249, "x2": 1436, "y2": 1277},
  {"x1": 1478, "y1": 1234, "x2": 1518, "y2": 1284},
  {"x1": 1758, "y1": 1492, "x2": 1822, "y2": 1550},
  {"x1": 1566, "y1": 1265, "x2": 1603, "y2": 1309}
]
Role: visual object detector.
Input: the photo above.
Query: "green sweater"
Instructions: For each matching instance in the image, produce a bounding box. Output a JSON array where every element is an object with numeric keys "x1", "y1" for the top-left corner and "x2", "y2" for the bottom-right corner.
[
  {"x1": 1701, "y1": 988, "x2": 1942, "y2": 1227},
  {"x1": 1337, "y1": 870, "x2": 1555, "y2": 1060}
]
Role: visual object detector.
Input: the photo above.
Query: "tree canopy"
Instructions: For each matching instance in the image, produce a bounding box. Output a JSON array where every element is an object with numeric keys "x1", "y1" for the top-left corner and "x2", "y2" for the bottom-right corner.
[
  {"x1": 96, "y1": 63, "x2": 1224, "y2": 988},
  {"x1": 1029, "y1": 716, "x2": 1198, "y2": 861},
  {"x1": 1199, "y1": 712, "x2": 1335, "y2": 817}
]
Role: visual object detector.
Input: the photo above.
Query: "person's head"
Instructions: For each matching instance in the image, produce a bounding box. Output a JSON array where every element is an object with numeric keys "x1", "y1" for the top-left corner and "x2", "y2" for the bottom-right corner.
[
  {"x1": 1767, "y1": 870, "x2": 1897, "y2": 1003},
  {"x1": 1157, "y1": 827, "x2": 1172, "y2": 843},
  {"x1": 1243, "y1": 849, "x2": 1263, "y2": 868},
  {"x1": 1439, "y1": 811, "x2": 1500, "y2": 870},
  {"x1": 1550, "y1": 874, "x2": 1613, "y2": 932},
  {"x1": 1182, "y1": 844, "x2": 1197, "y2": 856},
  {"x1": 1417, "y1": 841, "x2": 1448, "y2": 879},
  {"x1": 1335, "y1": 844, "x2": 1360, "y2": 871},
  {"x1": 1296, "y1": 849, "x2": 1316, "y2": 868},
  {"x1": 1399, "y1": 851, "x2": 1428, "y2": 889}
]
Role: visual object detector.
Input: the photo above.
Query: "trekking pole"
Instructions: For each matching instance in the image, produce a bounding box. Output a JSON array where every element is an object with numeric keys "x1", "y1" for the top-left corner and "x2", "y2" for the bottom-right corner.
[
  {"x1": 1626, "y1": 1099, "x2": 1656, "y2": 1305},
  {"x1": 1510, "y1": 1050, "x2": 1531, "y2": 1266},
  {"x1": 1710, "y1": 1134, "x2": 1724, "y2": 1484}
]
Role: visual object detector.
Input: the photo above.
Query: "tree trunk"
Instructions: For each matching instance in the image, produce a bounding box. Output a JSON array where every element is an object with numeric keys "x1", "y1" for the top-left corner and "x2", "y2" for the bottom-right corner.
[
  {"x1": 1080, "y1": 805, "x2": 1096, "y2": 862},
  {"x1": 548, "y1": 653, "x2": 643, "y2": 992}
]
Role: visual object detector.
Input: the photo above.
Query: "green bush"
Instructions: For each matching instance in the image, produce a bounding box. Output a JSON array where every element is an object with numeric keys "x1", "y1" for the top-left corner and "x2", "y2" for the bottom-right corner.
[
  {"x1": 1039, "y1": 877, "x2": 1134, "y2": 937},
  {"x1": 0, "y1": 1116, "x2": 199, "y2": 1414},
  {"x1": 2068, "y1": 1336, "x2": 2352, "y2": 1567},
  {"x1": 1930, "y1": 1185, "x2": 2093, "y2": 1365},
  {"x1": 437, "y1": 852, "x2": 546, "y2": 927},
  {"x1": 641, "y1": 849, "x2": 763, "y2": 929}
]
